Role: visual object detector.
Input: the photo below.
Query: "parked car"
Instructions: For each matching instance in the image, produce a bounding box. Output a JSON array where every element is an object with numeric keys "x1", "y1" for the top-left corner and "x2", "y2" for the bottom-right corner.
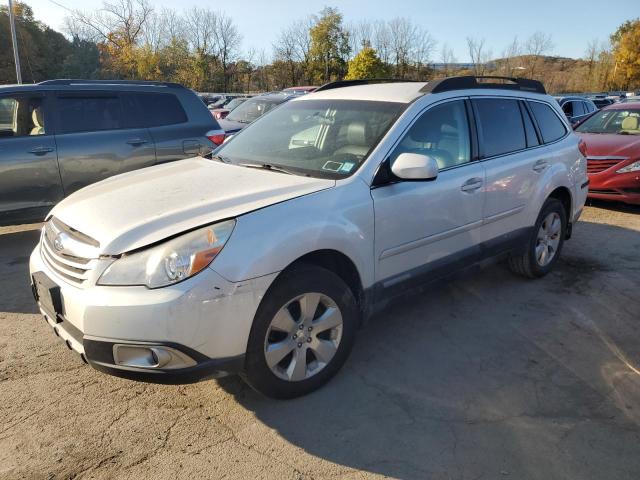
[
  {"x1": 621, "y1": 96, "x2": 640, "y2": 103},
  {"x1": 592, "y1": 98, "x2": 615, "y2": 109},
  {"x1": 0, "y1": 80, "x2": 224, "y2": 226},
  {"x1": 210, "y1": 96, "x2": 249, "y2": 120},
  {"x1": 282, "y1": 86, "x2": 318, "y2": 95},
  {"x1": 217, "y1": 93, "x2": 292, "y2": 136},
  {"x1": 29, "y1": 76, "x2": 587, "y2": 398},
  {"x1": 556, "y1": 96, "x2": 598, "y2": 124},
  {"x1": 574, "y1": 102, "x2": 640, "y2": 205}
]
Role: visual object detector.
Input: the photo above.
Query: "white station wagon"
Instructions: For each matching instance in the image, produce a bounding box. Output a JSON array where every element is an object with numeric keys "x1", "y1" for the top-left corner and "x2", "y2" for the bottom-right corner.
[{"x1": 30, "y1": 76, "x2": 588, "y2": 398}]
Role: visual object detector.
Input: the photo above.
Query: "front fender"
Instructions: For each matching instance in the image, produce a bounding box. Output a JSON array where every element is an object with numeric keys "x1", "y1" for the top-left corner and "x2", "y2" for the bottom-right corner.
[{"x1": 210, "y1": 180, "x2": 375, "y2": 289}]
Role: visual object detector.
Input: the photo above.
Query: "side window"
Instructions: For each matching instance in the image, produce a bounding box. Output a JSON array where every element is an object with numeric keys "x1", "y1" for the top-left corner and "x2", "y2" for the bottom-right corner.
[
  {"x1": 134, "y1": 93, "x2": 187, "y2": 127},
  {"x1": 585, "y1": 101, "x2": 596, "y2": 113},
  {"x1": 0, "y1": 95, "x2": 46, "y2": 138},
  {"x1": 573, "y1": 101, "x2": 586, "y2": 117},
  {"x1": 561, "y1": 101, "x2": 573, "y2": 117},
  {"x1": 519, "y1": 102, "x2": 540, "y2": 147},
  {"x1": 528, "y1": 101, "x2": 567, "y2": 143},
  {"x1": 57, "y1": 95, "x2": 122, "y2": 134},
  {"x1": 390, "y1": 100, "x2": 471, "y2": 170},
  {"x1": 473, "y1": 98, "x2": 526, "y2": 157}
]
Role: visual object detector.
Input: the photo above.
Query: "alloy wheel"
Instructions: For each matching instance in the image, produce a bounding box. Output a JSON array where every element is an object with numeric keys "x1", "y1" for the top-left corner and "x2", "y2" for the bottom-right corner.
[
  {"x1": 535, "y1": 212, "x2": 562, "y2": 266},
  {"x1": 263, "y1": 292, "x2": 343, "y2": 382}
]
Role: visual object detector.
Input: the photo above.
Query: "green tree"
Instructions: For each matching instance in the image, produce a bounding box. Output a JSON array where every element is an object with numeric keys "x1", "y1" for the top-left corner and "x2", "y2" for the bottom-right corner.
[
  {"x1": 308, "y1": 7, "x2": 350, "y2": 83},
  {"x1": 345, "y1": 46, "x2": 386, "y2": 79}
]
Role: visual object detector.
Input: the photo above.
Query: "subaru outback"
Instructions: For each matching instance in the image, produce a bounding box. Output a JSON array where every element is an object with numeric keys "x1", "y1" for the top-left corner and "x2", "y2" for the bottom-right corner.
[{"x1": 29, "y1": 76, "x2": 588, "y2": 399}]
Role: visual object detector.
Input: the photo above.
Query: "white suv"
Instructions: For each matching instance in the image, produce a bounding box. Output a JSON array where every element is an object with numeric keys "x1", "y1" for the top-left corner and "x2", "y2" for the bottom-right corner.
[{"x1": 29, "y1": 76, "x2": 588, "y2": 398}]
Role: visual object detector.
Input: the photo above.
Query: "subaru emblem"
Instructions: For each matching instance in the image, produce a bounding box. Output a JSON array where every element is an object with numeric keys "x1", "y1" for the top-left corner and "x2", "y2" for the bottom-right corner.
[{"x1": 53, "y1": 234, "x2": 64, "y2": 252}]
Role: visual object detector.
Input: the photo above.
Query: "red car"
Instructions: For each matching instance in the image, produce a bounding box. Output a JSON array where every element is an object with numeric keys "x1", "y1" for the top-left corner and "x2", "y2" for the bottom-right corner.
[{"x1": 574, "y1": 103, "x2": 640, "y2": 205}]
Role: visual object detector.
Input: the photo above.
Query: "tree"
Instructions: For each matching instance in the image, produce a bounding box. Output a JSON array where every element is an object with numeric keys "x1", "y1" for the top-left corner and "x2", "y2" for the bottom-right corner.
[
  {"x1": 345, "y1": 46, "x2": 386, "y2": 79},
  {"x1": 611, "y1": 19, "x2": 640, "y2": 89},
  {"x1": 467, "y1": 37, "x2": 491, "y2": 76},
  {"x1": 308, "y1": 7, "x2": 350, "y2": 83},
  {"x1": 524, "y1": 32, "x2": 554, "y2": 79}
]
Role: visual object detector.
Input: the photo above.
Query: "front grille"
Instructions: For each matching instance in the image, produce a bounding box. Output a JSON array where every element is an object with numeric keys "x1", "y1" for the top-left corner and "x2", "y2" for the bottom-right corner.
[
  {"x1": 40, "y1": 218, "x2": 100, "y2": 286},
  {"x1": 587, "y1": 157, "x2": 626, "y2": 174}
]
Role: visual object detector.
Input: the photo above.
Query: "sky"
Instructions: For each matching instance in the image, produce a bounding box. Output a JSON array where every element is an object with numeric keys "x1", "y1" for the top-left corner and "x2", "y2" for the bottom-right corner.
[{"x1": 24, "y1": 0, "x2": 640, "y2": 62}]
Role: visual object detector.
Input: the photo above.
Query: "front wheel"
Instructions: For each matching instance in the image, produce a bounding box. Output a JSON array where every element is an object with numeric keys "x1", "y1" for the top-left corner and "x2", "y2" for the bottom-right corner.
[
  {"x1": 243, "y1": 265, "x2": 358, "y2": 399},
  {"x1": 508, "y1": 198, "x2": 567, "y2": 278}
]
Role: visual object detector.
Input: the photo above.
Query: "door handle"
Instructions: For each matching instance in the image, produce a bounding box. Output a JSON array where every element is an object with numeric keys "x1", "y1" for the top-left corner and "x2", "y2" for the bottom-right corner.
[
  {"x1": 28, "y1": 146, "x2": 54, "y2": 155},
  {"x1": 461, "y1": 177, "x2": 483, "y2": 193},
  {"x1": 126, "y1": 138, "x2": 148, "y2": 146},
  {"x1": 533, "y1": 160, "x2": 548, "y2": 172}
]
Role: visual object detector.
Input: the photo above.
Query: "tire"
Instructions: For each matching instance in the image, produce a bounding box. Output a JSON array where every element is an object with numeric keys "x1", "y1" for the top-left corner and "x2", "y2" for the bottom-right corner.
[
  {"x1": 508, "y1": 198, "x2": 567, "y2": 279},
  {"x1": 243, "y1": 264, "x2": 358, "y2": 399}
]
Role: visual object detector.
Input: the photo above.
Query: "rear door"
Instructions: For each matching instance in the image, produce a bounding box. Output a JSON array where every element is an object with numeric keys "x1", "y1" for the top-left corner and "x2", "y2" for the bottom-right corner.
[
  {"x1": 472, "y1": 97, "x2": 542, "y2": 242},
  {"x1": 0, "y1": 91, "x2": 64, "y2": 222},
  {"x1": 130, "y1": 92, "x2": 204, "y2": 163},
  {"x1": 53, "y1": 91, "x2": 156, "y2": 195}
]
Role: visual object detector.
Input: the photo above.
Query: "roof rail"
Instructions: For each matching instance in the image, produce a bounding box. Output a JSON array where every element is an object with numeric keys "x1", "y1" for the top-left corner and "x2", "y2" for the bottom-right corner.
[
  {"x1": 38, "y1": 79, "x2": 184, "y2": 89},
  {"x1": 421, "y1": 76, "x2": 546, "y2": 95},
  {"x1": 315, "y1": 78, "x2": 421, "y2": 92}
]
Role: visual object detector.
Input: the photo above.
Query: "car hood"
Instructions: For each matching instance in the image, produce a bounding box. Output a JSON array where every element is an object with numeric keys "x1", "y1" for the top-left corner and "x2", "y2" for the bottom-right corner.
[
  {"x1": 51, "y1": 157, "x2": 335, "y2": 255},
  {"x1": 217, "y1": 118, "x2": 248, "y2": 134},
  {"x1": 576, "y1": 132, "x2": 640, "y2": 158}
]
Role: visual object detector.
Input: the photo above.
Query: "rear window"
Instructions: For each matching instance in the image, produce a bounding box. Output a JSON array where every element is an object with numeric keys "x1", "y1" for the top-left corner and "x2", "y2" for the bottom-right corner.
[
  {"x1": 134, "y1": 93, "x2": 188, "y2": 127},
  {"x1": 473, "y1": 98, "x2": 526, "y2": 157},
  {"x1": 528, "y1": 101, "x2": 567, "y2": 143},
  {"x1": 57, "y1": 96, "x2": 122, "y2": 134}
]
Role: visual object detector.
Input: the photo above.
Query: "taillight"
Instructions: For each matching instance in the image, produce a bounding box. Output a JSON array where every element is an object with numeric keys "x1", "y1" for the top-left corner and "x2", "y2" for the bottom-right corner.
[
  {"x1": 206, "y1": 130, "x2": 226, "y2": 146},
  {"x1": 578, "y1": 139, "x2": 588, "y2": 157}
]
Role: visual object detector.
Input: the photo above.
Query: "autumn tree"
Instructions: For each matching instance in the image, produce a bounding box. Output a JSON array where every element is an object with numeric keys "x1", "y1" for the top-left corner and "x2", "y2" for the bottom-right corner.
[
  {"x1": 611, "y1": 19, "x2": 640, "y2": 89},
  {"x1": 345, "y1": 47, "x2": 386, "y2": 79}
]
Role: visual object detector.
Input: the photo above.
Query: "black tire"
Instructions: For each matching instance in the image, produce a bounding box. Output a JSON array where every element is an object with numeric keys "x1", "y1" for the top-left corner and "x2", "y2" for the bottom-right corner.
[
  {"x1": 243, "y1": 264, "x2": 358, "y2": 399},
  {"x1": 508, "y1": 198, "x2": 567, "y2": 279}
]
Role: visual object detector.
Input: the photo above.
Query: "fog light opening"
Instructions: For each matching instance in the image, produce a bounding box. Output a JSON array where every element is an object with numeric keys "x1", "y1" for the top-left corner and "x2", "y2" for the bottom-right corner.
[{"x1": 112, "y1": 344, "x2": 196, "y2": 370}]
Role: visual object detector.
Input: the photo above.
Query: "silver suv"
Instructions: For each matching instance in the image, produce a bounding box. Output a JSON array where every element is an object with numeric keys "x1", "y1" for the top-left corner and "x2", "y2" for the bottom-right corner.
[{"x1": 29, "y1": 76, "x2": 588, "y2": 398}]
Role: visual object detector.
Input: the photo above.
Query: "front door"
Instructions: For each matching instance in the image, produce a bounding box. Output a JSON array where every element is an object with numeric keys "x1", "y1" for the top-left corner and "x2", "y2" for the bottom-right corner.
[
  {"x1": 372, "y1": 99, "x2": 486, "y2": 292},
  {"x1": 0, "y1": 91, "x2": 63, "y2": 223}
]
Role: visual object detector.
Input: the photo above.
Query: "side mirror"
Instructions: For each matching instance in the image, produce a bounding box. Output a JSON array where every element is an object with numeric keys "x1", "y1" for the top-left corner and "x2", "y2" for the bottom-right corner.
[{"x1": 391, "y1": 153, "x2": 439, "y2": 181}]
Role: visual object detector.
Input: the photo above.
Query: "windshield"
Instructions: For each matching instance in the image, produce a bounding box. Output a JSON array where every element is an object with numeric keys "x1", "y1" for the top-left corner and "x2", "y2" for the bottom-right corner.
[
  {"x1": 575, "y1": 109, "x2": 640, "y2": 134},
  {"x1": 225, "y1": 98, "x2": 246, "y2": 111},
  {"x1": 216, "y1": 99, "x2": 405, "y2": 178},
  {"x1": 226, "y1": 96, "x2": 288, "y2": 123}
]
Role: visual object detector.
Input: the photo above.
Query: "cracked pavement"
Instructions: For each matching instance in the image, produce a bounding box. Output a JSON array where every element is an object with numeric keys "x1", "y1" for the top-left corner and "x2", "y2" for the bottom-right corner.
[{"x1": 1, "y1": 202, "x2": 639, "y2": 479}]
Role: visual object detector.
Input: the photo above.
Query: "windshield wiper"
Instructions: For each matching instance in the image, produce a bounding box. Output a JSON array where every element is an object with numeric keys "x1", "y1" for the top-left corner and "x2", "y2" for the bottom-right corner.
[{"x1": 238, "y1": 162, "x2": 299, "y2": 175}]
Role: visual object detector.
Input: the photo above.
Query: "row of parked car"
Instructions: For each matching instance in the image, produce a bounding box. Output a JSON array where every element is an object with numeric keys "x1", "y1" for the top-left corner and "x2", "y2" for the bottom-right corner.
[{"x1": 552, "y1": 92, "x2": 640, "y2": 206}]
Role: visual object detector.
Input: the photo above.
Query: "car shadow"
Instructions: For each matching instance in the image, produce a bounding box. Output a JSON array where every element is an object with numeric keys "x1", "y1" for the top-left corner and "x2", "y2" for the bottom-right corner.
[
  {"x1": 216, "y1": 218, "x2": 640, "y2": 479},
  {"x1": 0, "y1": 227, "x2": 41, "y2": 314},
  {"x1": 586, "y1": 197, "x2": 640, "y2": 214}
]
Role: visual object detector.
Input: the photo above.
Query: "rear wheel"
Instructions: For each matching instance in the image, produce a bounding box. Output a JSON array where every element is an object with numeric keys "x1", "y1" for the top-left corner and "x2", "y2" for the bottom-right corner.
[
  {"x1": 243, "y1": 265, "x2": 358, "y2": 399},
  {"x1": 508, "y1": 198, "x2": 567, "y2": 278}
]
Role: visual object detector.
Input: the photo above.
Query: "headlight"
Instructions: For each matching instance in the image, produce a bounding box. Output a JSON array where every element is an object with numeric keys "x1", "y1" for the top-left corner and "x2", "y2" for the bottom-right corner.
[
  {"x1": 617, "y1": 160, "x2": 640, "y2": 173},
  {"x1": 98, "y1": 220, "x2": 235, "y2": 288}
]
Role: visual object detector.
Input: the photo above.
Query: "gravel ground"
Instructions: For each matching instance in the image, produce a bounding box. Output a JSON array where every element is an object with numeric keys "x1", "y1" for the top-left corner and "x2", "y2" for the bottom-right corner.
[{"x1": 1, "y1": 202, "x2": 639, "y2": 480}]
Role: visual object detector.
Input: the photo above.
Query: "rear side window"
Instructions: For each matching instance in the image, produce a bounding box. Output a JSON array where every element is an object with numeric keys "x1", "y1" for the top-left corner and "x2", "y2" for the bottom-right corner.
[
  {"x1": 473, "y1": 98, "x2": 526, "y2": 157},
  {"x1": 519, "y1": 102, "x2": 540, "y2": 147},
  {"x1": 134, "y1": 93, "x2": 187, "y2": 127},
  {"x1": 57, "y1": 96, "x2": 122, "y2": 134},
  {"x1": 528, "y1": 101, "x2": 567, "y2": 143}
]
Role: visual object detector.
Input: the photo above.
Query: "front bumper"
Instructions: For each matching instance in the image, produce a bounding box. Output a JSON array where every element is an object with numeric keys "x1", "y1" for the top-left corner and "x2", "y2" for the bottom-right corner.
[
  {"x1": 588, "y1": 171, "x2": 640, "y2": 205},
  {"x1": 29, "y1": 245, "x2": 278, "y2": 383}
]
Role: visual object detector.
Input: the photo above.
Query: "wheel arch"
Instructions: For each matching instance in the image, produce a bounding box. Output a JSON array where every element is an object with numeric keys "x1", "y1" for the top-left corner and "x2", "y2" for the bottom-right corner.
[
  {"x1": 548, "y1": 185, "x2": 572, "y2": 220},
  {"x1": 280, "y1": 249, "x2": 365, "y2": 314}
]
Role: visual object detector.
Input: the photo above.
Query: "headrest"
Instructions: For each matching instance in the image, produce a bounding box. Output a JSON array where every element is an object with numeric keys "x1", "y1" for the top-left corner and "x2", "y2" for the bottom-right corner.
[
  {"x1": 345, "y1": 122, "x2": 367, "y2": 146},
  {"x1": 621, "y1": 116, "x2": 638, "y2": 130},
  {"x1": 32, "y1": 107, "x2": 43, "y2": 128}
]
